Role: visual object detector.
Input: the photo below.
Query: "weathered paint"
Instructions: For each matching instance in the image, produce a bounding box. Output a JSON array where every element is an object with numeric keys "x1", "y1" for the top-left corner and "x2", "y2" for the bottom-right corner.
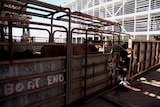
[
  {"x1": 0, "y1": 58, "x2": 66, "y2": 107},
  {"x1": 0, "y1": 41, "x2": 160, "y2": 107},
  {"x1": 127, "y1": 41, "x2": 160, "y2": 80},
  {"x1": 4, "y1": 74, "x2": 64, "y2": 96}
]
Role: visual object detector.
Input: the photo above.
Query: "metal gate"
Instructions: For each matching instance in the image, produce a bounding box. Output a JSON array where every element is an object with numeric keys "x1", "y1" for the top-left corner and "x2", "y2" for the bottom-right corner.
[{"x1": 0, "y1": 0, "x2": 160, "y2": 107}]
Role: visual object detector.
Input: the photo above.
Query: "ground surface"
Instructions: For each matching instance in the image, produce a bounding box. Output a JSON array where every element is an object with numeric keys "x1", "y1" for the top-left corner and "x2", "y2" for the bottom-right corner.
[{"x1": 76, "y1": 66, "x2": 160, "y2": 107}]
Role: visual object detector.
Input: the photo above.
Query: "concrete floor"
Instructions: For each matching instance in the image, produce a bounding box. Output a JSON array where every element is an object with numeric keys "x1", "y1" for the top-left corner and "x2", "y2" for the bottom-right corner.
[{"x1": 77, "y1": 66, "x2": 160, "y2": 107}]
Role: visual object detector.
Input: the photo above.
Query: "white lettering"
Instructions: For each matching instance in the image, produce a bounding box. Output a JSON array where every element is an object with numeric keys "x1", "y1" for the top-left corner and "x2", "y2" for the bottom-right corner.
[
  {"x1": 32, "y1": 78, "x2": 40, "y2": 88},
  {"x1": 59, "y1": 74, "x2": 64, "y2": 82},
  {"x1": 47, "y1": 75, "x2": 52, "y2": 85},
  {"x1": 4, "y1": 83, "x2": 14, "y2": 96},
  {"x1": 28, "y1": 78, "x2": 40, "y2": 89},
  {"x1": 28, "y1": 81, "x2": 35, "y2": 90},
  {"x1": 53, "y1": 75, "x2": 59, "y2": 84},
  {"x1": 3, "y1": 74, "x2": 64, "y2": 96},
  {"x1": 47, "y1": 74, "x2": 64, "y2": 85},
  {"x1": 15, "y1": 83, "x2": 24, "y2": 92}
]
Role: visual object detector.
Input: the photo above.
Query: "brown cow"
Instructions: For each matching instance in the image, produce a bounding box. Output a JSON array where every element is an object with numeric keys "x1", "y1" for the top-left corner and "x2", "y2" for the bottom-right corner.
[
  {"x1": 73, "y1": 44, "x2": 99, "y2": 55},
  {"x1": 41, "y1": 45, "x2": 66, "y2": 57},
  {"x1": 41, "y1": 44, "x2": 99, "y2": 57}
]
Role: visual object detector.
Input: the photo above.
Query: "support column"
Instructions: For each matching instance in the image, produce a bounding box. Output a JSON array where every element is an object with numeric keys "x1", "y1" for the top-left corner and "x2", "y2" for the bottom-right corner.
[
  {"x1": 134, "y1": 0, "x2": 137, "y2": 39},
  {"x1": 147, "y1": 0, "x2": 151, "y2": 40}
]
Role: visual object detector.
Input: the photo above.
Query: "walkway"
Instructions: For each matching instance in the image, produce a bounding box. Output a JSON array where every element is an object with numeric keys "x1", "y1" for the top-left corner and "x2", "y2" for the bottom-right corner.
[{"x1": 77, "y1": 66, "x2": 160, "y2": 107}]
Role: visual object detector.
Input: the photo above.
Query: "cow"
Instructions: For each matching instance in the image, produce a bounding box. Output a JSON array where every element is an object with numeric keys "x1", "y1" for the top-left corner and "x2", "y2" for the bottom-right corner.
[
  {"x1": 41, "y1": 44, "x2": 100, "y2": 57},
  {"x1": 41, "y1": 45, "x2": 66, "y2": 57}
]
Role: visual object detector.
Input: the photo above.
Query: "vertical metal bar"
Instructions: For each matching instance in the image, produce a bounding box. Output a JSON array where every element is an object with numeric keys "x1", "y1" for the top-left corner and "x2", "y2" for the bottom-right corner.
[
  {"x1": 111, "y1": 30, "x2": 115, "y2": 85},
  {"x1": 66, "y1": 8, "x2": 72, "y2": 106},
  {"x1": 117, "y1": 25, "x2": 121, "y2": 78},
  {"x1": 0, "y1": 26, "x2": 4, "y2": 50},
  {"x1": 0, "y1": 27, "x2": 4, "y2": 41},
  {"x1": 134, "y1": 0, "x2": 137, "y2": 39},
  {"x1": 50, "y1": 14, "x2": 54, "y2": 43},
  {"x1": 8, "y1": 21, "x2": 13, "y2": 42},
  {"x1": 22, "y1": 27, "x2": 25, "y2": 36},
  {"x1": 128, "y1": 38, "x2": 133, "y2": 79},
  {"x1": 84, "y1": 29, "x2": 88, "y2": 102},
  {"x1": 8, "y1": 18, "x2": 13, "y2": 63},
  {"x1": 147, "y1": 0, "x2": 151, "y2": 40}
]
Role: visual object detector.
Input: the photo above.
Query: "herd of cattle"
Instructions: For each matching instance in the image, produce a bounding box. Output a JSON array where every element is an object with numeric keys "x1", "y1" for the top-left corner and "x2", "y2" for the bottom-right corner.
[
  {"x1": 0, "y1": 44, "x2": 102, "y2": 60},
  {"x1": 0, "y1": 41, "x2": 129, "y2": 61}
]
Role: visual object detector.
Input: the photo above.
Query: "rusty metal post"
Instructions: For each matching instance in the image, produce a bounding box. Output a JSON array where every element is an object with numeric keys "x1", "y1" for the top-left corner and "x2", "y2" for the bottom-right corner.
[
  {"x1": 110, "y1": 31, "x2": 115, "y2": 86},
  {"x1": 66, "y1": 8, "x2": 72, "y2": 106},
  {"x1": 117, "y1": 25, "x2": 121, "y2": 75},
  {"x1": 50, "y1": 13, "x2": 54, "y2": 43},
  {"x1": 84, "y1": 28, "x2": 93, "y2": 103},
  {"x1": 8, "y1": 15, "x2": 13, "y2": 63},
  {"x1": 84, "y1": 29, "x2": 88, "y2": 103},
  {"x1": 0, "y1": 26, "x2": 4, "y2": 42},
  {"x1": 0, "y1": 26, "x2": 5, "y2": 52}
]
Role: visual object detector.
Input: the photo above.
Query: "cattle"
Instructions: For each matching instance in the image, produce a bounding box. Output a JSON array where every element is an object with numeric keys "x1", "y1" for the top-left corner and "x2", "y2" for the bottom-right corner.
[
  {"x1": 14, "y1": 49, "x2": 33, "y2": 59},
  {"x1": 41, "y1": 45, "x2": 66, "y2": 57},
  {"x1": 0, "y1": 50, "x2": 9, "y2": 60},
  {"x1": 0, "y1": 49, "x2": 34, "y2": 61},
  {"x1": 41, "y1": 44, "x2": 99, "y2": 57},
  {"x1": 73, "y1": 44, "x2": 99, "y2": 55}
]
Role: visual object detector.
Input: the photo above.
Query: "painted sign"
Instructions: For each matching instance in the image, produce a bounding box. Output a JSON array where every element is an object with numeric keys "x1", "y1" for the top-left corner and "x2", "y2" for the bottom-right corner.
[{"x1": 3, "y1": 74, "x2": 64, "y2": 96}]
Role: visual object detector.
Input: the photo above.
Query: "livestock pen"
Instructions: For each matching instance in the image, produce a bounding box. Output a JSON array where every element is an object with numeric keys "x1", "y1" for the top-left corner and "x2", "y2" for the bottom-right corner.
[{"x1": 0, "y1": 0, "x2": 160, "y2": 107}]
